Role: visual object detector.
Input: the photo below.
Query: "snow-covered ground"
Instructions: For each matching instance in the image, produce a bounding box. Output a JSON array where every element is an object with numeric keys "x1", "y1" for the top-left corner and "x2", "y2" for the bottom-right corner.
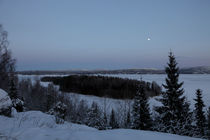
[{"x1": 0, "y1": 111, "x2": 202, "y2": 140}]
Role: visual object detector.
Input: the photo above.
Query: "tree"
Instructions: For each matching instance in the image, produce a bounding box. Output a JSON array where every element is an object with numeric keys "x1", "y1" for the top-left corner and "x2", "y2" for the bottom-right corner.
[
  {"x1": 0, "y1": 24, "x2": 23, "y2": 112},
  {"x1": 155, "y1": 52, "x2": 191, "y2": 134},
  {"x1": 103, "y1": 112, "x2": 108, "y2": 129},
  {"x1": 102, "y1": 97, "x2": 108, "y2": 129},
  {"x1": 8, "y1": 66, "x2": 24, "y2": 112},
  {"x1": 132, "y1": 84, "x2": 152, "y2": 130},
  {"x1": 86, "y1": 102, "x2": 105, "y2": 130},
  {"x1": 8, "y1": 67, "x2": 18, "y2": 100},
  {"x1": 194, "y1": 89, "x2": 206, "y2": 137},
  {"x1": 125, "y1": 110, "x2": 131, "y2": 128},
  {"x1": 76, "y1": 99, "x2": 88, "y2": 124},
  {"x1": 45, "y1": 83, "x2": 57, "y2": 111},
  {"x1": 109, "y1": 109, "x2": 119, "y2": 129},
  {"x1": 0, "y1": 24, "x2": 16, "y2": 92},
  {"x1": 207, "y1": 107, "x2": 210, "y2": 139},
  {"x1": 48, "y1": 101, "x2": 67, "y2": 124}
]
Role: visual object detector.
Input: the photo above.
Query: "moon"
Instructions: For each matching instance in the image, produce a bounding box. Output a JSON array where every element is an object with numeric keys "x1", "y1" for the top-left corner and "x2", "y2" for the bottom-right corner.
[{"x1": 147, "y1": 38, "x2": 151, "y2": 41}]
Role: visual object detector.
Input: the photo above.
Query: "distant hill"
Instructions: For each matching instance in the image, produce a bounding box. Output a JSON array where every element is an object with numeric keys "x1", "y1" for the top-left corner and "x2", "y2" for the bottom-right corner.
[
  {"x1": 18, "y1": 66, "x2": 210, "y2": 75},
  {"x1": 180, "y1": 66, "x2": 210, "y2": 74}
]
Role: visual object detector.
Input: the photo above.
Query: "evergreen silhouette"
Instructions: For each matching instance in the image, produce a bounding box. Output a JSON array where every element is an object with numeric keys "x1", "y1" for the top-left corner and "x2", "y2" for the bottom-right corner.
[
  {"x1": 9, "y1": 72, "x2": 18, "y2": 100},
  {"x1": 125, "y1": 111, "x2": 131, "y2": 128},
  {"x1": 132, "y1": 83, "x2": 152, "y2": 130},
  {"x1": 9, "y1": 66, "x2": 24, "y2": 112},
  {"x1": 155, "y1": 52, "x2": 190, "y2": 134},
  {"x1": 207, "y1": 107, "x2": 210, "y2": 139},
  {"x1": 86, "y1": 102, "x2": 105, "y2": 130},
  {"x1": 194, "y1": 89, "x2": 206, "y2": 137},
  {"x1": 109, "y1": 109, "x2": 119, "y2": 129}
]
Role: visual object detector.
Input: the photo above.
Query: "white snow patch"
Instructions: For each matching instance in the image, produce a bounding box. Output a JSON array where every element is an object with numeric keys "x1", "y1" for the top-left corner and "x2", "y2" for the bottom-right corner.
[
  {"x1": 0, "y1": 88, "x2": 12, "y2": 109},
  {"x1": 0, "y1": 111, "x2": 202, "y2": 140}
]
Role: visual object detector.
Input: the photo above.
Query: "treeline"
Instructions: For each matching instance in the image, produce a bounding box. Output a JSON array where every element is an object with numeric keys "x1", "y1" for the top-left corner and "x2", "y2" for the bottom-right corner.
[{"x1": 41, "y1": 75, "x2": 162, "y2": 99}]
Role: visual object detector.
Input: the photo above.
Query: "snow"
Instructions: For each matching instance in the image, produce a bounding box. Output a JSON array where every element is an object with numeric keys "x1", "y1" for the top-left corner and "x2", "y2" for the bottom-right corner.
[
  {"x1": 68, "y1": 92, "x2": 131, "y2": 112},
  {"x1": 67, "y1": 91, "x2": 161, "y2": 119},
  {"x1": 0, "y1": 89, "x2": 12, "y2": 109},
  {"x1": 0, "y1": 111, "x2": 202, "y2": 140}
]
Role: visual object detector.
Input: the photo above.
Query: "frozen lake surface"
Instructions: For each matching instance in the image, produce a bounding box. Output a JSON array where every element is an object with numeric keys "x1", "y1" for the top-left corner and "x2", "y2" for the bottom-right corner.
[{"x1": 99, "y1": 74, "x2": 210, "y2": 108}]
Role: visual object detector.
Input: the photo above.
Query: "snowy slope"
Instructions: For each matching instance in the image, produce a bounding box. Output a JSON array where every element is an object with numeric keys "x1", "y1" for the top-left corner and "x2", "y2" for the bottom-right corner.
[
  {"x1": 67, "y1": 92, "x2": 161, "y2": 118},
  {"x1": 0, "y1": 111, "x2": 202, "y2": 140}
]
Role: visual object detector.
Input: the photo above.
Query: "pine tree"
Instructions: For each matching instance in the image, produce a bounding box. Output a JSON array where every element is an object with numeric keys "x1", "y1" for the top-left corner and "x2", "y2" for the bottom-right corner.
[
  {"x1": 155, "y1": 51, "x2": 191, "y2": 134},
  {"x1": 109, "y1": 109, "x2": 119, "y2": 129},
  {"x1": 9, "y1": 72, "x2": 18, "y2": 100},
  {"x1": 125, "y1": 111, "x2": 131, "y2": 128},
  {"x1": 76, "y1": 100, "x2": 88, "y2": 124},
  {"x1": 132, "y1": 84, "x2": 152, "y2": 130},
  {"x1": 194, "y1": 89, "x2": 206, "y2": 137},
  {"x1": 9, "y1": 66, "x2": 24, "y2": 112},
  {"x1": 178, "y1": 101, "x2": 193, "y2": 136},
  {"x1": 48, "y1": 101, "x2": 67, "y2": 124},
  {"x1": 103, "y1": 112, "x2": 108, "y2": 129},
  {"x1": 86, "y1": 102, "x2": 105, "y2": 130},
  {"x1": 132, "y1": 89, "x2": 141, "y2": 129},
  {"x1": 45, "y1": 83, "x2": 57, "y2": 111},
  {"x1": 139, "y1": 84, "x2": 152, "y2": 130},
  {"x1": 207, "y1": 107, "x2": 210, "y2": 139}
]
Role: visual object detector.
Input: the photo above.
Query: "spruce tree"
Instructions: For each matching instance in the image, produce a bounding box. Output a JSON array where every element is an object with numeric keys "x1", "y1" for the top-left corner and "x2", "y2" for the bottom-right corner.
[
  {"x1": 155, "y1": 52, "x2": 190, "y2": 134},
  {"x1": 139, "y1": 84, "x2": 152, "y2": 130},
  {"x1": 9, "y1": 72, "x2": 18, "y2": 100},
  {"x1": 132, "y1": 84, "x2": 152, "y2": 130},
  {"x1": 76, "y1": 100, "x2": 88, "y2": 124},
  {"x1": 103, "y1": 112, "x2": 108, "y2": 129},
  {"x1": 207, "y1": 107, "x2": 210, "y2": 139},
  {"x1": 109, "y1": 109, "x2": 119, "y2": 129},
  {"x1": 9, "y1": 66, "x2": 24, "y2": 112},
  {"x1": 194, "y1": 89, "x2": 206, "y2": 137},
  {"x1": 48, "y1": 101, "x2": 67, "y2": 124},
  {"x1": 125, "y1": 111, "x2": 131, "y2": 128},
  {"x1": 132, "y1": 87, "x2": 140, "y2": 129},
  {"x1": 86, "y1": 102, "x2": 105, "y2": 130}
]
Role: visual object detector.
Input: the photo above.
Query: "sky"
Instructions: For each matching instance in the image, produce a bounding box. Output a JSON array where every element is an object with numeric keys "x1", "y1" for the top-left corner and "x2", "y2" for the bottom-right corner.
[{"x1": 0, "y1": 0, "x2": 210, "y2": 70}]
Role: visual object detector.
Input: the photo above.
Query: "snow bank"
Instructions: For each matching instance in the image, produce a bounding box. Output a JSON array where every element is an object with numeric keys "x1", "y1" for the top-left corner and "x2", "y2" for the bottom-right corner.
[
  {"x1": 0, "y1": 111, "x2": 202, "y2": 140},
  {"x1": 0, "y1": 89, "x2": 12, "y2": 109}
]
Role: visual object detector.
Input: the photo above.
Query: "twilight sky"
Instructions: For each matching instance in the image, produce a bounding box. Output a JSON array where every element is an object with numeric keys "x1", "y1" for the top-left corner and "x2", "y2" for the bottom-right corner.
[{"x1": 0, "y1": 0, "x2": 210, "y2": 70}]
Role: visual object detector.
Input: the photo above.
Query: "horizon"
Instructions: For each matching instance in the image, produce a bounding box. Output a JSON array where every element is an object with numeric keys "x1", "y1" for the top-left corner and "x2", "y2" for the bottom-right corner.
[
  {"x1": 17, "y1": 65, "x2": 210, "y2": 72},
  {"x1": 0, "y1": 0, "x2": 210, "y2": 70}
]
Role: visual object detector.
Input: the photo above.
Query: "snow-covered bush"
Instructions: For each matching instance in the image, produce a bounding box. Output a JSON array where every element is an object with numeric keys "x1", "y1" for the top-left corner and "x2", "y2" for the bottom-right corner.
[
  {"x1": 86, "y1": 102, "x2": 106, "y2": 130},
  {"x1": 0, "y1": 88, "x2": 12, "y2": 117},
  {"x1": 12, "y1": 98, "x2": 24, "y2": 112},
  {"x1": 48, "y1": 101, "x2": 67, "y2": 124}
]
